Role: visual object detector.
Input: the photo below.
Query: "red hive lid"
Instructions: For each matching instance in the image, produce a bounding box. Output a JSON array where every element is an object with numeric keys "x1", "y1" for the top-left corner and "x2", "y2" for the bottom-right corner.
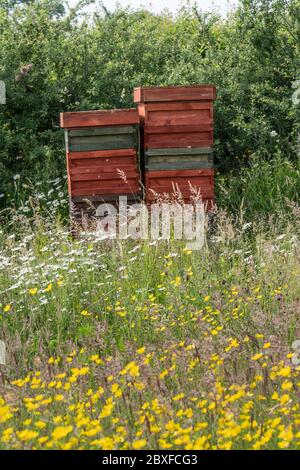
[
  {"x1": 134, "y1": 85, "x2": 217, "y2": 103},
  {"x1": 60, "y1": 108, "x2": 139, "y2": 128}
]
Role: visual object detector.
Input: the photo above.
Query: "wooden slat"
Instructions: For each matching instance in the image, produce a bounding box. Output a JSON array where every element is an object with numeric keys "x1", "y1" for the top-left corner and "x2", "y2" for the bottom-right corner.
[
  {"x1": 146, "y1": 162, "x2": 213, "y2": 170},
  {"x1": 147, "y1": 189, "x2": 214, "y2": 198},
  {"x1": 144, "y1": 124, "x2": 213, "y2": 134},
  {"x1": 68, "y1": 126, "x2": 136, "y2": 137},
  {"x1": 146, "y1": 180, "x2": 214, "y2": 195},
  {"x1": 147, "y1": 179, "x2": 213, "y2": 189},
  {"x1": 69, "y1": 135, "x2": 135, "y2": 145},
  {"x1": 145, "y1": 110, "x2": 212, "y2": 127},
  {"x1": 140, "y1": 102, "x2": 213, "y2": 111},
  {"x1": 146, "y1": 172, "x2": 214, "y2": 187},
  {"x1": 146, "y1": 190, "x2": 214, "y2": 199},
  {"x1": 147, "y1": 169, "x2": 214, "y2": 178},
  {"x1": 68, "y1": 133, "x2": 136, "y2": 152},
  {"x1": 70, "y1": 164, "x2": 138, "y2": 175},
  {"x1": 70, "y1": 157, "x2": 137, "y2": 168},
  {"x1": 70, "y1": 182, "x2": 142, "y2": 195},
  {"x1": 146, "y1": 150, "x2": 213, "y2": 170},
  {"x1": 146, "y1": 178, "x2": 213, "y2": 186},
  {"x1": 71, "y1": 183, "x2": 140, "y2": 196},
  {"x1": 69, "y1": 142, "x2": 135, "y2": 152},
  {"x1": 71, "y1": 194, "x2": 141, "y2": 203},
  {"x1": 71, "y1": 171, "x2": 139, "y2": 181},
  {"x1": 72, "y1": 179, "x2": 138, "y2": 189},
  {"x1": 144, "y1": 131, "x2": 213, "y2": 149},
  {"x1": 146, "y1": 192, "x2": 214, "y2": 201},
  {"x1": 139, "y1": 102, "x2": 213, "y2": 127},
  {"x1": 60, "y1": 108, "x2": 139, "y2": 128},
  {"x1": 69, "y1": 149, "x2": 137, "y2": 160},
  {"x1": 146, "y1": 147, "x2": 212, "y2": 156},
  {"x1": 146, "y1": 181, "x2": 213, "y2": 190},
  {"x1": 147, "y1": 154, "x2": 212, "y2": 164},
  {"x1": 134, "y1": 85, "x2": 217, "y2": 103}
]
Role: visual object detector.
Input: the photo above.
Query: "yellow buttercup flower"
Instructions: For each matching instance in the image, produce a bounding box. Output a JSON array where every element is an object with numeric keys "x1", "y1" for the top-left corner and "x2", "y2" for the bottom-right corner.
[
  {"x1": 29, "y1": 288, "x2": 38, "y2": 295},
  {"x1": 137, "y1": 347, "x2": 145, "y2": 354},
  {"x1": 52, "y1": 425, "x2": 73, "y2": 441},
  {"x1": 281, "y1": 381, "x2": 293, "y2": 391},
  {"x1": 173, "y1": 393, "x2": 185, "y2": 401},
  {"x1": 81, "y1": 310, "x2": 91, "y2": 316},
  {"x1": 132, "y1": 439, "x2": 147, "y2": 450},
  {"x1": 278, "y1": 366, "x2": 291, "y2": 377},
  {"x1": 251, "y1": 353, "x2": 263, "y2": 361},
  {"x1": 116, "y1": 310, "x2": 126, "y2": 317},
  {"x1": 17, "y1": 430, "x2": 38, "y2": 442}
]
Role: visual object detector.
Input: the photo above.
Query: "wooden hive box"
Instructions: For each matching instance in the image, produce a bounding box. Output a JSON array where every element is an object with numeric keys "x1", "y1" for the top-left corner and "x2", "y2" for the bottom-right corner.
[
  {"x1": 60, "y1": 109, "x2": 141, "y2": 220},
  {"x1": 134, "y1": 85, "x2": 215, "y2": 150},
  {"x1": 134, "y1": 85, "x2": 216, "y2": 103},
  {"x1": 145, "y1": 168, "x2": 214, "y2": 208},
  {"x1": 134, "y1": 85, "x2": 216, "y2": 209},
  {"x1": 145, "y1": 147, "x2": 213, "y2": 171}
]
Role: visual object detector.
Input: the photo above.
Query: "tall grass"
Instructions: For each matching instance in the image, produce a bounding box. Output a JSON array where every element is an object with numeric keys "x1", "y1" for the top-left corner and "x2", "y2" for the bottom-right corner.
[
  {"x1": 1, "y1": 170, "x2": 300, "y2": 449},
  {"x1": 216, "y1": 155, "x2": 300, "y2": 219}
]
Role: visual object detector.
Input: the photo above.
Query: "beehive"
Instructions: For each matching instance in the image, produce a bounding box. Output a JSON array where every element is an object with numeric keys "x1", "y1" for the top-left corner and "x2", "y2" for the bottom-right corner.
[
  {"x1": 145, "y1": 169, "x2": 214, "y2": 209},
  {"x1": 134, "y1": 85, "x2": 216, "y2": 207},
  {"x1": 60, "y1": 109, "x2": 141, "y2": 220}
]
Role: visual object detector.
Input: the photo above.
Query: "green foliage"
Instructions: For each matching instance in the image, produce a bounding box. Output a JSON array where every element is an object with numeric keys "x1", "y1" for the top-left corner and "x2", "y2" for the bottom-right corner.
[
  {"x1": 201, "y1": 0, "x2": 300, "y2": 170},
  {"x1": 0, "y1": 0, "x2": 299, "y2": 211},
  {"x1": 216, "y1": 155, "x2": 300, "y2": 218}
]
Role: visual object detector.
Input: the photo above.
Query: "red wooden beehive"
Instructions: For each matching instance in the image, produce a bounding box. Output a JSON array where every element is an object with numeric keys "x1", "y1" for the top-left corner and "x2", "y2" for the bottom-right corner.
[
  {"x1": 134, "y1": 85, "x2": 216, "y2": 207},
  {"x1": 60, "y1": 109, "x2": 141, "y2": 220},
  {"x1": 145, "y1": 169, "x2": 214, "y2": 209}
]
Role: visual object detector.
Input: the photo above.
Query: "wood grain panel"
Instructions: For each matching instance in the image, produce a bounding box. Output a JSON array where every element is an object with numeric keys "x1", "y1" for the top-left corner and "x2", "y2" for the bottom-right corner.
[
  {"x1": 70, "y1": 156, "x2": 136, "y2": 167},
  {"x1": 71, "y1": 179, "x2": 140, "y2": 196},
  {"x1": 144, "y1": 131, "x2": 213, "y2": 148},
  {"x1": 134, "y1": 85, "x2": 216, "y2": 103},
  {"x1": 68, "y1": 133, "x2": 136, "y2": 152},
  {"x1": 60, "y1": 108, "x2": 139, "y2": 128},
  {"x1": 138, "y1": 102, "x2": 213, "y2": 126},
  {"x1": 147, "y1": 169, "x2": 214, "y2": 178},
  {"x1": 145, "y1": 147, "x2": 213, "y2": 170},
  {"x1": 146, "y1": 147, "x2": 212, "y2": 156},
  {"x1": 69, "y1": 149, "x2": 137, "y2": 160},
  {"x1": 70, "y1": 164, "x2": 138, "y2": 175},
  {"x1": 145, "y1": 169, "x2": 214, "y2": 202}
]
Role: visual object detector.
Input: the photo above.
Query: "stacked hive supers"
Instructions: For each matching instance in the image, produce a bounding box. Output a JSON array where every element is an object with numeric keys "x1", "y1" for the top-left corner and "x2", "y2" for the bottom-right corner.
[
  {"x1": 60, "y1": 109, "x2": 141, "y2": 219},
  {"x1": 134, "y1": 85, "x2": 216, "y2": 208}
]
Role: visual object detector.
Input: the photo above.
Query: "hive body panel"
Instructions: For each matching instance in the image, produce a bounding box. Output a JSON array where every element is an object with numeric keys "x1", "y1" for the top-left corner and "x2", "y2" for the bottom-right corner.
[
  {"x1": 134, "y1": 85, "x2": 216, "y2": 207},
  {"x1": 60, "y1": 109, "x2": 141, "y2": 220}
]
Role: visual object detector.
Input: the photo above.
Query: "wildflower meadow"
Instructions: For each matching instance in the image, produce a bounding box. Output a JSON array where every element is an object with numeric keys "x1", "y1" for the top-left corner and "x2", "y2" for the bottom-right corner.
[
  {"x1": 0, "y1": 0, "x2": 299, "y2": 455},
  {"x1": 1, "y1": 178, "x2": 300, "y2": 450}
]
